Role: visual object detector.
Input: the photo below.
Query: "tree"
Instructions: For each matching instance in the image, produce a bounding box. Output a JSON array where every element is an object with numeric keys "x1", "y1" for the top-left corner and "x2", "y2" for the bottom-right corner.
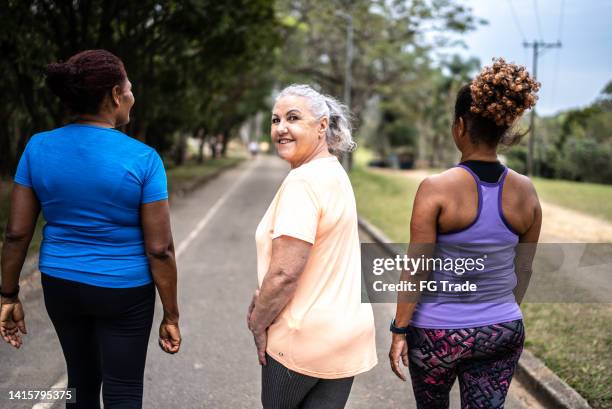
[
  {"x1": 0, "y1": 0, "x2": 280, "y2": 176},
  {"x1": 273, "y1": 0, "x2": 483, "y2": 167}
]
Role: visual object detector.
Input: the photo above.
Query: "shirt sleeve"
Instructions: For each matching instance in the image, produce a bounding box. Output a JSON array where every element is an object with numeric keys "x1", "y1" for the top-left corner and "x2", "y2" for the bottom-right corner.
[
  {"x1": 141, "y1": 150, "x2": 168, "y2": 204},
  {"x1": 14, "y1": 141, "x2": 33, "y2": 188},
  {"x1": 272, "y1": 178, "x2": 321, "y2": 244}
]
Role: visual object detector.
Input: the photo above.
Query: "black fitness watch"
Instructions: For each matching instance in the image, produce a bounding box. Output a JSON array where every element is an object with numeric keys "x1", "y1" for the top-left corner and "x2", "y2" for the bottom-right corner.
[
  {"x1": 389, "y1": 318, "x2": 409, "y2": 334},
  {"x1": 0, "y1": 285, "x2": 20, "y2": 299}
]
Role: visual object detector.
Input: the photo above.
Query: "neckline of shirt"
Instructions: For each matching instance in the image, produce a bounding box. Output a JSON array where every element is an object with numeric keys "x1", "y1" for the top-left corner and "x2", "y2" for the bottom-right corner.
[
  {"x1": 65, "y1": 123, "x2": 121, "y2": 133},
  {"x1": 294, "y1": 155, "x2": 338, "y2": 169}
]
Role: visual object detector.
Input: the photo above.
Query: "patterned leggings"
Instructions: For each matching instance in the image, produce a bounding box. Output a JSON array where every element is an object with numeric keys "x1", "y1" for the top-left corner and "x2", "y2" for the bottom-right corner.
[{"x1": 406, "y1": 319, "x2": 524, "y2": 409}]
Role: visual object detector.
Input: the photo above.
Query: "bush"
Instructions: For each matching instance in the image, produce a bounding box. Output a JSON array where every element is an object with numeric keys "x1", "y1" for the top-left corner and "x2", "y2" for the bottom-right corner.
[{"x1": 562, "y1": 138, "x2": 612, "y2": 184}]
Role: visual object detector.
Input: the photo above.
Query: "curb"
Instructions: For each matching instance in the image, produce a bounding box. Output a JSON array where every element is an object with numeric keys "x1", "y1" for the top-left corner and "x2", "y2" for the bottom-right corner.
[
  {"x1": 516, "y1": 349, "x2": 592, "y2": 409},
  {"x1": 357, "y1": 215, "x2": 592, "y2": 409}
]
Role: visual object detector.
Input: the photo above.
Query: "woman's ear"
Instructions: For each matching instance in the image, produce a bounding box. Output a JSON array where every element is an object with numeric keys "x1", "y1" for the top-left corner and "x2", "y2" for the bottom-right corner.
[
  {"x1": 454, "y1": 117, "x2": 466, "y2": 139},
  {"x1": 319, "y1": 117, "x2": 329, "y2": 138},
  {"x1": 458, "y1": 117, "x2": 466, "y2": 138},
  {"x1": 111, "y1": 85, "x2": 122, "y2": 107},
  {"x1": 452, "y1": 116, "x2": 465, "y2": 146}
]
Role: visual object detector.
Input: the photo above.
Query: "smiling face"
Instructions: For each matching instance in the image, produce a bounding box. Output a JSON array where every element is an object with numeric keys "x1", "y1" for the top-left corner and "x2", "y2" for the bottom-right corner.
[{"x1": 271, "y1": 95, "x2": 329, "y2": 168}]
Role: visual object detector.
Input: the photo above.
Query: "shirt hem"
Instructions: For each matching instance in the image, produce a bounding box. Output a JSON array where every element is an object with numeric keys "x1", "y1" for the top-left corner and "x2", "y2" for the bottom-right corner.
[
  {"x1": 13, "y1": 177, "x2": 32, "y2": 188},
  {"x1": 410, "y1": 314, "x2": 523, "y2": 329},
  {"x1": 267, "y1": 350, "x2": 378, "y2": 379},
  {"x1": 40, "y1": 269, "x2": 153, "y2": 289},
  {"x1": 142, "y1": 193, "x2": 169, "y2": 204},
  {"x1": 271, "y1": 230, "x2": 315, "y2": 245}
]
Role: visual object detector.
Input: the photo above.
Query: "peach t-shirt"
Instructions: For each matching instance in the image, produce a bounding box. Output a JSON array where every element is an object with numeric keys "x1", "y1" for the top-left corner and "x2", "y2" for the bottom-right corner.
[{"x1": 255, "y1": 156, "x2": 377, "y2": 379}]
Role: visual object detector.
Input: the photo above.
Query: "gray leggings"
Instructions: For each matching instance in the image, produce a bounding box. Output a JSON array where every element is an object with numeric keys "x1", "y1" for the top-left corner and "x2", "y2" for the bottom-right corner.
[{"x1": 261, "y1": 354, "x2": 354, "y2": 409}]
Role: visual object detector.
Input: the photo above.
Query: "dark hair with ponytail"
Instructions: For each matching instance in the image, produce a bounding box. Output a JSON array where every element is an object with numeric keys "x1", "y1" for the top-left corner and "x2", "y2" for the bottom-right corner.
[{"x1": 45, "y1": 49, "x2": 127, "y2": 115}]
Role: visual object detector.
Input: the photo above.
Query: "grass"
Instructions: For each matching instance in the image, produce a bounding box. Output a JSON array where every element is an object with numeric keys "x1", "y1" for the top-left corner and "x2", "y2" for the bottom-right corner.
[
  {"x1": 351, "y1": 147, "x2": 417, "y2": 242},
  {"x1": 522, "y1": 303, "x2": 612, "y2": 409},
  {"x1": 350, "y1": 166, "x2": 416, "y2": 242},
  {"x1": 356, "y1": 146, "x2": 612, "y2": 223},
  {"x1": 349, "y1": 162, "x2": 611, "y2": 409},
  {"x1": 533, "y1": 177, "x2": 612, "y2": 223},
  {"x1": 166, "y1": 156, "x2": 244, "y2": 192}
]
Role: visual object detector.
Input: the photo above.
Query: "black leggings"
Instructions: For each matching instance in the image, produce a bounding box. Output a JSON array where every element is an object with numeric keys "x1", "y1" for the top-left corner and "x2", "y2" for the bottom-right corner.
[
  {"x1": 41, "y1": 273, "x2": 155, "y2": 409},
  {"x1": 261, "y1": 354, "x2": 354, "y2": 409}
]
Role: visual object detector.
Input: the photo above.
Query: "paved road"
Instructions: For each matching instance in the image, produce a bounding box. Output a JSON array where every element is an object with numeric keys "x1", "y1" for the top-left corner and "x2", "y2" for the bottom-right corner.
[{"x1": 0, "y1": 155, "x2": 542, "y2": 408}]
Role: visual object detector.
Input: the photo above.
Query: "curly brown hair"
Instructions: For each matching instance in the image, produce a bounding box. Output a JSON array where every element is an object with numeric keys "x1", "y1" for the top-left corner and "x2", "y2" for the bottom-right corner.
[
  {"x1": 455, "y1": 57, "x2": 540, "y2": 147},
  {"x1": 470, "y1": 58, "x2": 540, "y2": 126}
]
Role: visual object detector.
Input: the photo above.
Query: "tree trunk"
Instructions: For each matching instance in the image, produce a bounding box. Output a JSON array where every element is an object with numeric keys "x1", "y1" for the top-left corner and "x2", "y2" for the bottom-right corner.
[
  {"x1": 197, "y1": 130, "x2": 206, "y2": 164},
  {"x1": 174, "y1": 132, "x2": 186, "y2": 166},
  {"x1": 221, "y1": 131, "x2": 229, "y2": 157},
  {"x1": 209, "y1": 135, "x2": 218, "y2": 158}
]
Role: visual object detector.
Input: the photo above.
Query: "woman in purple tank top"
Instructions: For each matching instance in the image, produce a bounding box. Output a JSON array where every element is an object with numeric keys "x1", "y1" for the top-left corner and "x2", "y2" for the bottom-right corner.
[{"x1": 388, "y1": 58, "x2": 542, "y2": 409}]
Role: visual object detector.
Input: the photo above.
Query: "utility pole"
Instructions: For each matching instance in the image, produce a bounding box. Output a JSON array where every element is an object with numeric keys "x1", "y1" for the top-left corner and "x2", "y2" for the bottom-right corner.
[
  {"x1": 523, "y1": 40, "x2": 561, "y2": 176},
  {"x1": 336, "y1": 9, "x2": 354, "y2": 171}
]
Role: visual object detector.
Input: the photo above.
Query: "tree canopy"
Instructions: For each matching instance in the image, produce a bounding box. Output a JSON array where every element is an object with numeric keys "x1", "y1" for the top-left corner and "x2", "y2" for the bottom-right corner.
[{"x1": 0, "y1": 0, "x2": 280, "y2": 175}]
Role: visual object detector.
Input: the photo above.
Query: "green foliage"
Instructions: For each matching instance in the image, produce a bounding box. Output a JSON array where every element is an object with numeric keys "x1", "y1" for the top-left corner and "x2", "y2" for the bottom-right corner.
[
  {"x1": 273, "y1": 0, "x2": 482, "y2": 166},
  {"x1": 0, "y1": 0, "x2": 280, "y2": 176},
  {"x1": 349, "y1": 165, "x2": 417, "y2": 242},
  {"x1": 523, "y1": 303, "x2": 612, "y2": 409},
  {"x1": 505, "y1": 80, "x2": 612, "y2": 184}
]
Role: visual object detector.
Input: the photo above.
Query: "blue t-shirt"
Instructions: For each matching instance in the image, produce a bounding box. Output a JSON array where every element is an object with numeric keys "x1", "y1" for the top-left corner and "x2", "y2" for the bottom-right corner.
[{"x1": 14, "y1": 124, "x2": 168, "y2": 288}]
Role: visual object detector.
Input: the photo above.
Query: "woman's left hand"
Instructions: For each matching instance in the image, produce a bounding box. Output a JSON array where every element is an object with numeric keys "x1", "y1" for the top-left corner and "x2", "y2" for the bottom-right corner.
[
  {"x1": 246, "y1": 289, "x2": 260, "y2": 328},
  {"x1": 247, "y1": 289, "x2": 267, "y2": 365},
  {"x1": 251, "y1": 328, "x2": 268, "y2": 366},
  {"x1": 389, "y1": 332, "x2": 409, "y2": 381},
  {"x1": 0, "y1": 298, "x2": 27, "y2": 349}
]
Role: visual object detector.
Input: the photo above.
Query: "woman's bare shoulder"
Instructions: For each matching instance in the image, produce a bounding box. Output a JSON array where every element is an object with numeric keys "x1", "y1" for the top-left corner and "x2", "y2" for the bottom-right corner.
[{"x1": 506, "y1": 168, "x2": 538, "y2": 197}]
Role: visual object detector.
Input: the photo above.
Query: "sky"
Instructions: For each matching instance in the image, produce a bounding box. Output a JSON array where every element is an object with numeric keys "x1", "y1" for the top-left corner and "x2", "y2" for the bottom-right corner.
[{"x1": 440, "y1": 0, "x2": 612, "y2": 116}]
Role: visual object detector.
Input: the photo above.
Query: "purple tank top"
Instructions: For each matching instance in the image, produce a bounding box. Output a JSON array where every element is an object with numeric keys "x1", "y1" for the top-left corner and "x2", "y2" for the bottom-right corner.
[{"x1": 410, "y1": 164, "x2": 523, "y2": 329}]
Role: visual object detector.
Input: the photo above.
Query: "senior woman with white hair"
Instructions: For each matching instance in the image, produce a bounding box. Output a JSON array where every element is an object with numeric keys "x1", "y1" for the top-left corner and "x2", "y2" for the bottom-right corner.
[{"x1": 247, "y1": 84, "x2": 377, "y2": 408}]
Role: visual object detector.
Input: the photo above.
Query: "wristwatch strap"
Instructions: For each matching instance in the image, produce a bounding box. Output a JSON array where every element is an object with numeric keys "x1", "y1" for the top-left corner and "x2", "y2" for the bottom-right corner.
[
  {"x1": 389, "y1": 318, "x2": 409, "y2": 334},
  {"x1": 0, "y1": 285, "x2": 20, "y2": 299}
]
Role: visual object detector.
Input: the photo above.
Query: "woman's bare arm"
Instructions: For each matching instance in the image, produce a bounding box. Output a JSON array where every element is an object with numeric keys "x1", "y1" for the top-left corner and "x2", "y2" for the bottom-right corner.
[
  {"x1": 249, "y1": 236, "x2": 311, "y2": 333},
  {"x1": 1, "y1": 184, "x2": 40, "y2": 348},
  {"x1": 394, "y1": 177, "x2": 441, "y2": 327},
  {"x1": 141, "y1": 200, "x2": 181, "y2": 353},
  {"x1": 390, "y1": 177, "x2": 441, "y2": 381},
  {"x1": 514, "y1": 182, "x2": 542, "y2": 305},
  {"x1": 1, "y1": 184, "x2": 40, "y2": 296}
]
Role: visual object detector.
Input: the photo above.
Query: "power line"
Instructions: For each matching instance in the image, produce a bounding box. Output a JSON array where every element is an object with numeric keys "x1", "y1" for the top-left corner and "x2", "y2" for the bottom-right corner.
[
  {"x1": 506, "y1": 0, "x2": 527, "y2": 42},
  {"x1": 532, "y1": 0, "x2": 544, "y2": 40},
  {"x1": 524, "y1": 40, "x2": 562, "y2": 176},
  {"x1": 550, "y1": 0, "x2": 565, "y2": 111},
  {"x1": 557, "y1": 0, "x2": 566, "y2": 40},
  {"x1": 532, "y1": 0, "x2": 544, "y2": 41}
]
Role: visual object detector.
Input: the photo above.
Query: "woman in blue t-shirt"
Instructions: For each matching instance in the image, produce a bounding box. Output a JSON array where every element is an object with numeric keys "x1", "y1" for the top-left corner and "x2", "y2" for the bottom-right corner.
[{"x1": 0, "y1": 49, "x2": 181, "y2": 409}]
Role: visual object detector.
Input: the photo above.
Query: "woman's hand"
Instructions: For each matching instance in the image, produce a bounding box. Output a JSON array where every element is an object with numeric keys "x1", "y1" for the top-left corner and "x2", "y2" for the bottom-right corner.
[
  {"x1": 159, "y1": 318, "x2": 181, "y2": 354},
  {"x1": 251, "y1": 327, "x2": 268, "y2": 366},
  {"x1": 389, "y1": 332, "x2": 409, "y2": 381},
  {"x1": 246, "y1": 289, "x2": 260, "y2": 328},
  {"x1": 247, "y1": 289, "x2": 267, "y2": 365},
  {"x1": 0, "y1": 298, "x2": 27, "y2": 349}
]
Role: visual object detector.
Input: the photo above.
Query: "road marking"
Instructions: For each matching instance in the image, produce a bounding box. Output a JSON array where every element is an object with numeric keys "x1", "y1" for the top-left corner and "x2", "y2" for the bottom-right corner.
[
  {"x1": 31, "y1": 374, "x2": 67, "y2": 408},
  {"x1": 32, "y1": 160, "x2": 254, "y2": 407},
  {"x1": 175, "y1": 160, "x2": 253, "y2": 258}
]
